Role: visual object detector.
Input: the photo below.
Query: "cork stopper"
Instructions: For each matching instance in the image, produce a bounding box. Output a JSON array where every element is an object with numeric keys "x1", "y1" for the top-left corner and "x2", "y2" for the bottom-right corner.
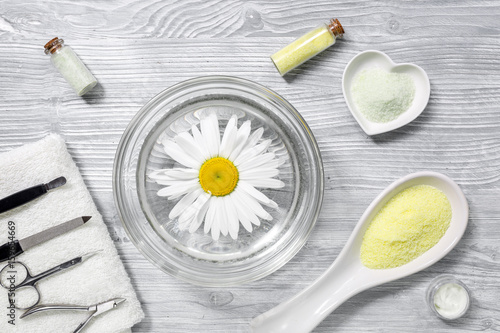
[
  {"x1": 44, "y1": 37, "x2": 64, "y2": 55},
  {"x1": 328, "y1": 18, "x2": 344, "y2": 38}
]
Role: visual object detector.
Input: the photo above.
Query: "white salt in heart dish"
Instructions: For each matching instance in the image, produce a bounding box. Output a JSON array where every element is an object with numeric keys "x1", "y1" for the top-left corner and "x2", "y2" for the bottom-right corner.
[{"x1": 342, "y1": 50, "x2": 430, "y2": 135}]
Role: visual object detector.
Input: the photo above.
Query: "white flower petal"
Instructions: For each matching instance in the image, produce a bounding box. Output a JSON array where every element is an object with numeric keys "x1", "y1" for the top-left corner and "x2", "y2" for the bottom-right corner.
[
  {"x1": 211, "y1": 226, "x2": 220, "y2": 241},
  {"x1": 240, "y1": 168, "x2": 280, "y2": 180},
  {"x1": 245, "y1": 127, "x2": 264, "y2": 149},
  {"x1": 178, "y1": 201, "x2": 199, "y2": 229},
  {"x1": 236, "y1": 207, "x2": 253, "y2": 232},
  {"x1": 238, "y1": 152, "x2": 277, "y2": 172},
  {"x1": 178, "y1": 191, "x2": 210, "y2": 231},
  {"x1": 228, "y1": 120, "x2": 251, "y2": 161},
  {"x1": 223, "y1": 196, "x2": 239, "y2": 239},
  {"x1": 162, "y1": 139, "x2": 200, "y2": 169},
  {"x1": 150, "y1": 171, "x2": 198, "y2": 186},
  {"x1": 201, "y1": 113, "x2": 220, "y2": 158},
  {"x1": 150, "y1": 168, "x2": 198, "y2": 181},
  {"x1": 175, "y1": 132, "x2": 205, "y2": 164},
  {"x1": 178, "y1": 210, "x2": 196, "y2": 230},
  {"x1": 191, "y1": 125, "x2": 210, "y2": 160},
  {"x1": 154, "y1": 179, "x2": 192, "y2": 186},
  {"x1": 235, "y1": 188, "x2": 272, "y2": 221},
  {"x1": 234, "y1": 139, "x2": 271, "y2": 166},
  {"x1": 249, "y1": 212, "x2": 260, "y2": 226},
  {"x1": 189, "y1": 193, "x2": 211, "y2": 233},
  {"x1": 219, "y1": 115, "x2": 238, "y2": 158},
  {"x1": 245, "y1": 178, "x2": 285, "y2": 189},
  {"x1": 169, "y1": 188, "x2": 204, "y2": 219},
  {"x1": 236, "y1": 181, "x2": 278, "y2": 208},
  {"x1": 216, "y1": 197, "x2": 228, "y2": 236},
  {"x1": 231, "y1": 189, "x2": 261, "y2": 227},
  {"x1": 157, "y1": 179, "x2": 199, "y2": 198},
  {"x1": 204, "y1": 197, "x2": 217, "y2": 234},
  {"x1": 211, "y1": 199, "x2": 221, "y2": 240}
]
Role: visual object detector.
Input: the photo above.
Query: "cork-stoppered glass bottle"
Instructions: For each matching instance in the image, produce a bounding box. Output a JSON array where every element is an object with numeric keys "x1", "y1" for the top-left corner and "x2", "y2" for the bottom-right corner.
[
  {"x1": 271, "y1": 19, "x2": 344, "y2": 76},
  {"x1": 44, "y1": 37, "x2": 98, "y2": 96}
]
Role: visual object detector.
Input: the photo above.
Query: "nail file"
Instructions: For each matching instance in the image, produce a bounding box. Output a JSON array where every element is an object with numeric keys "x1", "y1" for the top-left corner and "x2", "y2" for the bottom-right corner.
[{"x1": 0, "y1": 216, "x2": 91, "y2": 262}]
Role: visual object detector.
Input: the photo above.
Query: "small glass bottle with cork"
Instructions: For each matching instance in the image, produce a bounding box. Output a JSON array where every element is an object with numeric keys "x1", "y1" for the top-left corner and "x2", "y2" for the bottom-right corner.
[
  {"x1": 271, "y1": 18, "x2": 344, "y2": 76},
  {"x1": 44, "y1": 37, "x2": 98, "y2": 96}
]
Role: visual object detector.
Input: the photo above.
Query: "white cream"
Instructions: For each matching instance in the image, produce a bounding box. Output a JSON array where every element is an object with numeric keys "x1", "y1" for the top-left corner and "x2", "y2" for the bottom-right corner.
[{"x1": 433, "y1": 282, "x2": 469, "y2": 319}]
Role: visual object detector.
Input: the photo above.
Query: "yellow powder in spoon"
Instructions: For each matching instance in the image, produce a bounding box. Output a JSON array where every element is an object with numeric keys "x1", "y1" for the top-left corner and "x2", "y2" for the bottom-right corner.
[{"x1": 360, "y1": 185, "x2": 451, "y2": 269}]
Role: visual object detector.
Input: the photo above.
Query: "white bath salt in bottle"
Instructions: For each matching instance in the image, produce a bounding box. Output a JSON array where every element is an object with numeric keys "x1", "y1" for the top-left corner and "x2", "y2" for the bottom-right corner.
[
  {"x1": 426, "y1": 275, "x2": 470, "y2": 320},
  {"x1": 44, "y1": 37, "x2": 97, "y2": 96},
  {"x1": 271, "y1": 18, "x2": 344, "y2": 76}
]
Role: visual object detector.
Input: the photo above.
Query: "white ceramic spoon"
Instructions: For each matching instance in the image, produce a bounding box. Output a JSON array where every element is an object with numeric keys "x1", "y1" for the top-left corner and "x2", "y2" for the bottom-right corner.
[{"x1": 250, "y1": 171, "x2": 468, "y2": 333}]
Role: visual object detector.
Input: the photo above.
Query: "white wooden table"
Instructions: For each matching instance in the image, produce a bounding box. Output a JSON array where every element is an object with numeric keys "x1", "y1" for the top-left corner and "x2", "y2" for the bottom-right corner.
[{"x1": 1, "y1": 1, "x2": 499, "y2": 332}]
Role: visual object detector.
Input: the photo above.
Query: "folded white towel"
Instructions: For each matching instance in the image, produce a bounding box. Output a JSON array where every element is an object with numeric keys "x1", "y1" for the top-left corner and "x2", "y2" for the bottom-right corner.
[{"x1": 0, "y1": 134, "x2": 144, "y2": 332}]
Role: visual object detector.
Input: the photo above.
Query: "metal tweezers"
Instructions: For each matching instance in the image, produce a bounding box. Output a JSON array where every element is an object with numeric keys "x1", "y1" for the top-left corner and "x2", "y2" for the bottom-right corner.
[{"x1": 20, "y1": 298, "x2": 126, "y2": 333}]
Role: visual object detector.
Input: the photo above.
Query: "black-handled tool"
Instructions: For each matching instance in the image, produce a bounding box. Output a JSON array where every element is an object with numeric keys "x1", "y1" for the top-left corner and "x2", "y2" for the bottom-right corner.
[
  {"x1": 0, "y1": 216, "x2": 91, "y2": 262},
  {"x1": 0, "y1": 239, "x2": 22, "y2": 262},
  {"x1": 0, "y1": 176, "x2": 66, "y2": 214}
]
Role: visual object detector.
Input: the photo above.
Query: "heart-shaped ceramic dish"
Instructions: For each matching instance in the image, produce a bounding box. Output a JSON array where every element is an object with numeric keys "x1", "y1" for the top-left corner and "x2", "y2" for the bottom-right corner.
[{"x1": 342, "y1": 50, "x2": 430, "y2": 135}]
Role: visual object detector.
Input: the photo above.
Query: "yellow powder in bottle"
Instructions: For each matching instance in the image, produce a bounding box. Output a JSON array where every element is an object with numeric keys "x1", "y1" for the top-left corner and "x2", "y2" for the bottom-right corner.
[
  {"x1": 271, "y1": 25, "x2": 335, "y2": 76},
  {"x1": 360, "y1": 185, "x2": 451, "y2": 269}
]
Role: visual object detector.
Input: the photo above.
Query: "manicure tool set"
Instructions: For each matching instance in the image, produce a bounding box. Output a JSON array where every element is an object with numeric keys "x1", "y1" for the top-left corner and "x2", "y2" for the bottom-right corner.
[{"x1": 0, "y1": 177, "x2": 125, "y2": 332}]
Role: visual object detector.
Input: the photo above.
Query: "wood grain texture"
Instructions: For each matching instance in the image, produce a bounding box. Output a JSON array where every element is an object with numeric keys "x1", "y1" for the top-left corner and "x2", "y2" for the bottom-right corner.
[
  {"x1": 1, "y1": 0, "x2": 500, "y2": 39},
  {"x1": 0, "y1": 0, "x2": 499, "y2": 332}
]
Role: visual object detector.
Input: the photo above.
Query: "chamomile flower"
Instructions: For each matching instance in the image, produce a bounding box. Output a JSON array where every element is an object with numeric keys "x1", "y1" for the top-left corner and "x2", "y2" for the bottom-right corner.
[{"x1": 149, "y1": 113, "x2": 285, "y2": 241}]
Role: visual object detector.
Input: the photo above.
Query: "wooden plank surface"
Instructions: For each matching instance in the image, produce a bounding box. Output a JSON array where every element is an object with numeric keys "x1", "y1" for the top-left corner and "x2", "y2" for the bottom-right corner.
[{"x1": 0, "y1": 0, "x2": 499, "y2": 332}]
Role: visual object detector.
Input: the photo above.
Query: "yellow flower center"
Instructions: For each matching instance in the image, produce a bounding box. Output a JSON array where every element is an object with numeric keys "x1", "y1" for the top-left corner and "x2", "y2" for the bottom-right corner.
[{"x1": 199, "y1": 157, "x2": 239, "y2": 196}]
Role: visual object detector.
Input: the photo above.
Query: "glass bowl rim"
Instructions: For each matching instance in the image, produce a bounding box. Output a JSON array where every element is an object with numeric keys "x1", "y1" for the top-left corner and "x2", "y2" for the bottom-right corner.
[{"x1": 113, "y1": 75, "x2": 325, "y2": 286}]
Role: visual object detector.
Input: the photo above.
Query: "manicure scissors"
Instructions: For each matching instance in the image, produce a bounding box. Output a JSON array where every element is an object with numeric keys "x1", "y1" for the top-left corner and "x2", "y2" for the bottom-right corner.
[
  {"x1": 0, "y1": 251, "x2": 99, "y2": 309},
  {"x1": 20, "y1": 297, "x2": 126, "y2": 333}
]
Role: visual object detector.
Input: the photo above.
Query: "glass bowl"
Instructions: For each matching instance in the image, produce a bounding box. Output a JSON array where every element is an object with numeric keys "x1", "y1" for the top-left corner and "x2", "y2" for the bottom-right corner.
[{"x1": 113, "y1": 76, "x2": 324, "y2": 286}]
